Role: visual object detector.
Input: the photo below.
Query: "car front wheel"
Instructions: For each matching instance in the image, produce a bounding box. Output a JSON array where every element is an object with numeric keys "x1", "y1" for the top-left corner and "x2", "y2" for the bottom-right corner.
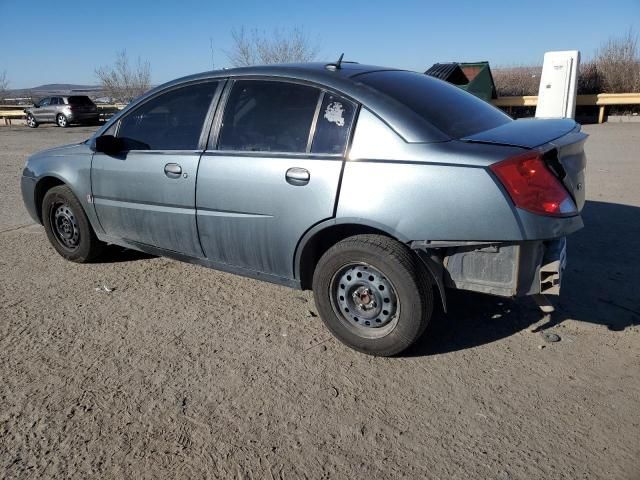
[
  {"x1": 42, "y1": 185, "x2": 104, "y2": 262},
  {"x1": 26, "y1": 114, "x2": 38, "y2": 128},
  {"x1": 312, "y1": 234, "x2": 433, "y2": 356},
  {"x1": 56, "y1": 114, "x2": 69, "y2": 128}
]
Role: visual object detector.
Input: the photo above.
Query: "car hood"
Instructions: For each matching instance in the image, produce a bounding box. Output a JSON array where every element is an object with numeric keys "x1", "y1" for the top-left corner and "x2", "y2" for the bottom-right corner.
[
  {"x1": 29, "y1": 142, "x2": 91, "y2": 159},
  {"x1": 461, "y1": 118, "x2": 578, "y2": 149}
]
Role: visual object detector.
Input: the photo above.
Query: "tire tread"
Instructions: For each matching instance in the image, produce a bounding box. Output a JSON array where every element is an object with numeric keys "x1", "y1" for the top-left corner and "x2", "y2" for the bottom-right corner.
[
  {"x1": 313, "y1": 234, "x2": 433, "y2": 356},
  {"x1": 42, "y1": 185, "x2": 104, "y2": 263}
]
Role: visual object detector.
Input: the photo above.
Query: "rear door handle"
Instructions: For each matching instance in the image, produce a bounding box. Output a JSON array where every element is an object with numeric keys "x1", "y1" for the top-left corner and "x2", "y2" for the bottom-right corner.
[
  {"x1": 285, "y1": 167, "x2": 310, "y2": 186},
  {"x1": 164, "y1": 163, "x2": 182, "y2": 178}
]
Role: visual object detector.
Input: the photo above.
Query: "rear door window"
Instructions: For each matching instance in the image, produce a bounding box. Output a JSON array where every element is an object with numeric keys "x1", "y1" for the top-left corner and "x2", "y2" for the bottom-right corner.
[
  {"x1": 311, "y1": 93, "x2": 357, "y2": 154},
  {"x1": 218, "y1": 80, "x2": 320, "y2": 153},
  {"x1": 117, "y1": 81, "x2": 218, "y2": 150}
]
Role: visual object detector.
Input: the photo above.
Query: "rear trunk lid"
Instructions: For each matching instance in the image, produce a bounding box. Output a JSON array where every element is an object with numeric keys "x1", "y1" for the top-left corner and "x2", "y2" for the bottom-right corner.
[{"x1": 461, "y1": 118, "x2": 587, "y2": 211}]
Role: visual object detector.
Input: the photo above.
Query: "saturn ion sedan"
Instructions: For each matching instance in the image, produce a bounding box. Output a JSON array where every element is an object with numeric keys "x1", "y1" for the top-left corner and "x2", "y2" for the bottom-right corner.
[{"x1": 21, "y1": 62, "x2": 586, "y2": 356}]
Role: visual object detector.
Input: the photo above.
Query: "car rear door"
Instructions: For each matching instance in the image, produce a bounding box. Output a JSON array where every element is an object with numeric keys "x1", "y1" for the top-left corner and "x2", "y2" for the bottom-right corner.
[
  {"x1": 91, "y1": 80, "x2": 222, "y2": 257},
  {"x1": 196, "y1": 79, "x2": 357, "y2": 279},
  {"x1": 50, "y1": 97, "x2": 63, "y2": 120}
]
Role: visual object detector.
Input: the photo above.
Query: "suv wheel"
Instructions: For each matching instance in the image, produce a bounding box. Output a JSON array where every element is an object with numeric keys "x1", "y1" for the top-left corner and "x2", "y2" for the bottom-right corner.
[
  {"x1": 26, "y1": 114, "x2": 38, "y2": 128},
  {"x1": 42, "y1": 185, "x2": 105, "y2": 262},
  {"x1": 56, "y1": 114, "x2": 69, "y2": 128},
  {"x1": 312, "y1": 234, "x2": 433, "y2": 356}
]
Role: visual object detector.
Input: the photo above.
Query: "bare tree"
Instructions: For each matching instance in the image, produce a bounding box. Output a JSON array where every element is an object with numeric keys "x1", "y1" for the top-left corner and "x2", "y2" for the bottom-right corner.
[
  {"x1": 596, "y1": 28, "x2": 640, "y2": 93},
  {"x1": 577, "y1": 62, "x2": 604, "y2": 95},
  {"x1": 227, "y1": 27, "x2": 320, "y2": 67},
  {"x1": 494, "y1": 62, "x2": 606, "y2": 97},
  {"x1": 0, "y1": 71, "x2": 8, "y2": 101},
  {"x1": 493, "y1": 65, "x2": 541, "y2": 96},
  {"x1": 95, "y1": 50, "x2": 151, "y2": 103}
]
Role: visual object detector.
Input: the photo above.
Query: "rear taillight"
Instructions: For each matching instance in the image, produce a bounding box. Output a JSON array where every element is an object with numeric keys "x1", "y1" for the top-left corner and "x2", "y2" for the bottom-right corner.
[{"x1": 490, "y1": 151, "x2": 577, "y2": 217}]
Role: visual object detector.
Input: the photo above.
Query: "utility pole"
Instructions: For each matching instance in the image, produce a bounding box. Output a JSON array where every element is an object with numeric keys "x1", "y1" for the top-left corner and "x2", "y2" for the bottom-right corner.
[{"x1": 209, "y1": 37, "x2": 215, "y2": 70}]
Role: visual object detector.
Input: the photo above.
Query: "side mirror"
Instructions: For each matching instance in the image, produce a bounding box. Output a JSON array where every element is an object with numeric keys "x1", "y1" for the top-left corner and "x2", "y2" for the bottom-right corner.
[{"x1": 94, "y1": 135, "x2": 124, "y2": 154}]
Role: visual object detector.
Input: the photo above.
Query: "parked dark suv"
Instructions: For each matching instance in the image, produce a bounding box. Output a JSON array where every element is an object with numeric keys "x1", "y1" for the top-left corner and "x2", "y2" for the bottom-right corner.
[{"x1": 25, "y1": 96, "x2": 99, "y2": 128}]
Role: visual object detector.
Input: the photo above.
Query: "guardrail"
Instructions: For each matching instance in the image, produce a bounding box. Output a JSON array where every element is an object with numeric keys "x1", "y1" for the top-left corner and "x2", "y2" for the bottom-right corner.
[
  {"x1": 492, "y1": 93, "x2": 640, "y2": 123},
  {"x1": 0, "y1": 104, "x2": 126, "y2": 126},
  {"x1": 2, "y1": 93, "x2": 639, "y2": 126}
]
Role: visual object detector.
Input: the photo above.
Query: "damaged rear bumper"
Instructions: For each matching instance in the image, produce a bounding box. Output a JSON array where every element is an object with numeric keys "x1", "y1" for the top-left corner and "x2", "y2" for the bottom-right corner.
[{"x1": 411, "y1": 238, "x2": 567, "y2": 299}]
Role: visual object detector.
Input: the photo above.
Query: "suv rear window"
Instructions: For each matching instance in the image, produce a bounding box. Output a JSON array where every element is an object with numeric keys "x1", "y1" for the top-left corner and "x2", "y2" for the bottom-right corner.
[
  {"x1": 357, "y1": 70, "x2": 511, "y2": 139},
  {"x1": 68, "y1": 96, "x2": 94, "y2": 106}
]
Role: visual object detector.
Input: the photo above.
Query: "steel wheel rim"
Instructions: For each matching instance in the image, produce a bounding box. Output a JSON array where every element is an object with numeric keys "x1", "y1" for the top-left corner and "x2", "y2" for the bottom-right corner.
[
  {"x1": 49, "y1": 202, "x2": 80, "y2": 250},
  {"x1": 329, "y1": 262, "x2": 400, "y2": 339},
  {"x1": 27, "y1": 115, "x2": 35, "y2": 127},
  {"x1": 57, "y1": 115, "x2": 66, "y2": 127}
]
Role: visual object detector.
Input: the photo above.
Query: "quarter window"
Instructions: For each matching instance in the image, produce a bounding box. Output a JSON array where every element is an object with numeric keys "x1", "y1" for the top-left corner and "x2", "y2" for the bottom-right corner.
[
  {"x1": 117, "y1": 81, "x2": 218, "y2": 150},
  {"x1": 218, "y1": 80, "x2": 320, "y2": 153},
  {"x1": 312, "y1": 93, "x2": 356, "y2": 154}
]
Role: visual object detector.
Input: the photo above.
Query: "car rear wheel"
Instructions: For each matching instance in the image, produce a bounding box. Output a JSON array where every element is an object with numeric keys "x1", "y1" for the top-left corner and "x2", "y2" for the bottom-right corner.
[
  {"x1": 56, "y1": 114, "x2": 69, "y2": 128},
  {"x1": 312, "y1": 234, "x2": 433, "y2": 356},
  {"x1": 42, "y1": 185, "x2": 105, "y2": 262},
  {"x1": 26, "y1": 114, "x2": 38, "y2": 128}
]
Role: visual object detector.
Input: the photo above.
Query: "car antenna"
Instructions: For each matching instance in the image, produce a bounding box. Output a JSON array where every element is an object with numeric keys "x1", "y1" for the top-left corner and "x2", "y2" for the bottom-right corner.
[{"x1": 325, "y1": 53, "x2": 345, "y2": 71}]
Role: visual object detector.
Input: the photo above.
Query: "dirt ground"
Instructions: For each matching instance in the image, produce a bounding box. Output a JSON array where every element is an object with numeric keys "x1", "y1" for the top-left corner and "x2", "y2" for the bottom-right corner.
[{"x1": 1, "y1": 123, "x2": 639, "y2": 479}]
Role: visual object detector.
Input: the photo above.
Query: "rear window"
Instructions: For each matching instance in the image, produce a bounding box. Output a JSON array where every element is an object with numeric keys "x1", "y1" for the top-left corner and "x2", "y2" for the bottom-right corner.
[
  {"x1": 357, "y1": 70, "x2": 511, "y2": 139},
  {"x1": 68, "y1": 96, "x2": 94, "y2": 106}
]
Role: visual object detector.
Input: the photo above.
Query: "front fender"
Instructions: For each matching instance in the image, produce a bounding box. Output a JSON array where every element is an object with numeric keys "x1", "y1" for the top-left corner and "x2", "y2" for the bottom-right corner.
[{"x1": 21, "y1": 143, "x2": 103, "y2": 234}]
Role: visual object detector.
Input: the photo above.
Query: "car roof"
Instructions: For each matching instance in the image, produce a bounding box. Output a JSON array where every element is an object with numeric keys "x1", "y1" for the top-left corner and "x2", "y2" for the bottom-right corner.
[
  {"x1": 108, "y1": 63, "x2": 451, "y2": 143},
  {"x1": 176, "y1": 62, "x2": 397, "y2": 81}
]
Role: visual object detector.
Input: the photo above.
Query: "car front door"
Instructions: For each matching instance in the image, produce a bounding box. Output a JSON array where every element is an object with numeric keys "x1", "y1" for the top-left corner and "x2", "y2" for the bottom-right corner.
[
  {"x1": 91, "y1": 80, "x2": 221, "y2": 257},
  {"x1": 196, "y1": 79, "x2": 357, "y2": 280},
  {"x1": 34, "y1": 97, "x2": 51, "y2": 122}
]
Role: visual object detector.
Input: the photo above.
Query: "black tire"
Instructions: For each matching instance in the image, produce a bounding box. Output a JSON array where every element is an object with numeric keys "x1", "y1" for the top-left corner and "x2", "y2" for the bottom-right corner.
[
  {"x1": 56, "y1": 113, "x2": 69, "y2": 128},
  {"x1": 312, "y1": 234, "x2": 433, "y2": 356},
  {"x1": 26, "y1": 114, "x2": 39, "y2": 128},
  {"x1": 42, "y1": 185, "x2": 105, "y2": 262}
]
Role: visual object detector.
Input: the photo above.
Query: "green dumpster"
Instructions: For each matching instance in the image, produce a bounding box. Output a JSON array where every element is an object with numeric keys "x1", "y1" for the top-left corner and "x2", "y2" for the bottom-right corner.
[{"x1": 425, "y1": 61, "x2": 497, "y2": 102}]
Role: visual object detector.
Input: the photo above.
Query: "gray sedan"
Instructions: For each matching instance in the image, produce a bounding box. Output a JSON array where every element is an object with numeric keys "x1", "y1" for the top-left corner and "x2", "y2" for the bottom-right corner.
[{"x1": 20, "y1": 62, "x2": 586, "y2": 356}]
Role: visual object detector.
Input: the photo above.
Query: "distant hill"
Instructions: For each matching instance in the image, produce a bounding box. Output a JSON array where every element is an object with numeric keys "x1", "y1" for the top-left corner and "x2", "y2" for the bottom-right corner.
[
  {"x1": 30, "y1": 83, "x2": 101, "y2": 91},
  {"x1": 2, "y1": 84, "x2": 106, "y2": 103}
]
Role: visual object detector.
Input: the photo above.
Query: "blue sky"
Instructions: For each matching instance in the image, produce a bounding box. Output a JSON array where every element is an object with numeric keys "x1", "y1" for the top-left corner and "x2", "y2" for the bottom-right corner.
[{"x1": 1, "y1": 0, "x2": 638, "y2": 88}]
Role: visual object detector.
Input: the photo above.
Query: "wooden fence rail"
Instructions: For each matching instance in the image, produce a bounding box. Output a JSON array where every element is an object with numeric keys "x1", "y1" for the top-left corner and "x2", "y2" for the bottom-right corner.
[
  {"x1": 2, "y1": 93, "x2": 639, "y2": 126},
  {"x1": 492, "y1": 93, "x2": 640, "y2": 123}
]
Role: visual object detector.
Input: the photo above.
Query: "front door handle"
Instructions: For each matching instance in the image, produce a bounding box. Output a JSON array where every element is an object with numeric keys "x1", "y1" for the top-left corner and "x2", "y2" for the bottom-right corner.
[
  {"x1": 164, "y1": 163, "x2": 182, "y2": 178},
  {"x1": 285, "y1": 167, "x2": 310, "y2": 186}
]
